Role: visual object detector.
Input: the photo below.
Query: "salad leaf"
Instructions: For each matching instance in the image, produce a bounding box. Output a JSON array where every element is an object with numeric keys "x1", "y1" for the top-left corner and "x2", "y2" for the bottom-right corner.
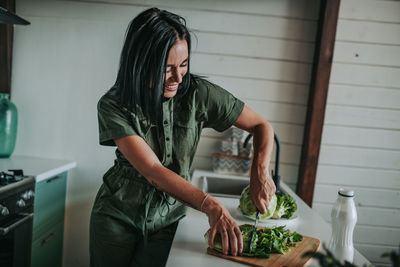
[
  {"x1": 204, "y1": 224, "x2": 303, "y2": 258},
  {"x1": 272, "y1": 192, "x2": 297, "y2": 219},
  {"x1": 239, "y1": 185, "x2": 277, "y2": 219}
]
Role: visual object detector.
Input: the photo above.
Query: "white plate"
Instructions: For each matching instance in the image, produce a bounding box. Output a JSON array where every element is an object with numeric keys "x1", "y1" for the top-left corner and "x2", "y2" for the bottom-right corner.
[{"x1": 233, "y1": 207, "x2": 298, "y2": 227}]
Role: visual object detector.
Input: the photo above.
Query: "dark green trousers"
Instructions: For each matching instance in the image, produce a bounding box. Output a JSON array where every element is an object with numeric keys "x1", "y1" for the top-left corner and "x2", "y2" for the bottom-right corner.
[{"x1": 90, "y1": 212, "x2": 178, "y2": 267}]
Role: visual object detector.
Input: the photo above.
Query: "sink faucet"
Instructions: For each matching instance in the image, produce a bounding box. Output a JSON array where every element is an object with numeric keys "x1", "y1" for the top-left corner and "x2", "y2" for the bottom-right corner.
[{"x1": 243, "y1": 133, "x2": 280, "y2": 191}]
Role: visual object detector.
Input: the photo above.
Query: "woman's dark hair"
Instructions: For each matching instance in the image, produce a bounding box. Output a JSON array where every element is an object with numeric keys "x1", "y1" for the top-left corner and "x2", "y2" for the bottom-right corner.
[{"x1": 114, "y1": 7, "x2": 192, "y2": 123}]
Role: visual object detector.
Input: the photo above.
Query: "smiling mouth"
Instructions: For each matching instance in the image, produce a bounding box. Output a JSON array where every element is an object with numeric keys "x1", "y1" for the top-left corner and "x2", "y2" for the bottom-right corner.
[{"x1": 165, "y1": 84, "x2": 179, "y2": 91}]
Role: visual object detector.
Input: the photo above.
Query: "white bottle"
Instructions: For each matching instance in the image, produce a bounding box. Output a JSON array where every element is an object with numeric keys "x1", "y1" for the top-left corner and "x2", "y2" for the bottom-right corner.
[{"x1": 327, "y1": 188, "x2": 358, "y2": 263}]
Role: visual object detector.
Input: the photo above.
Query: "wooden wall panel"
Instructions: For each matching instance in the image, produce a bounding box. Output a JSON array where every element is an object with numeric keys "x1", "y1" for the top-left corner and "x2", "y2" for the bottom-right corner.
[
  {"x1": 316, "y1": 165, "x2": 400, "y2": 189},
  {"x1": 330, "y1": 63, "x2": 400, "y2": 88},
  {"x1": 191, "y1": 53, "x2": 312, "y2": 83},
  {"x1": 324, "y1": 105, "x2": 400, "y2": 130},
  {"x1": 336, "y1": 20, "x2": 400, "y2": 45},
  {"x1": 334, "y1": 42, "x2": 400, "y2": 67},
  {"x1": 355, "y1": 225, "x2": 400, "y2": 247},
  {"x1": 313, "y1": 184, "x2": 400, "y2": 209},
  {"x1": 313, "y1": 203, "x2": 400, "y2": 228},
  {"x1": 204, "y1": 75, "x2": 309, "y2": 105},
  {"x1": 339, "y1": 0, "x2": 400, "y2": 23},
  {"x1": 193, "y1": 32, "x2": 315, "y2": 63},
  {"x1": 322, "y1": 125, "x2": 400, "y2": 150},
  {"x1": 319, "y1": 146, "x2": 400, "y2": 170},
  {"x1": 327, "y1": 85, "x2": 400, "y2": 109}
]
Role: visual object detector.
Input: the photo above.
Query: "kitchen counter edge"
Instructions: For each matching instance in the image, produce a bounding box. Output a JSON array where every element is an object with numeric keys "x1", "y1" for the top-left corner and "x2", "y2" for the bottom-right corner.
[{"x1": 0, "y1": 155, "x2": 77, "y2": 182}]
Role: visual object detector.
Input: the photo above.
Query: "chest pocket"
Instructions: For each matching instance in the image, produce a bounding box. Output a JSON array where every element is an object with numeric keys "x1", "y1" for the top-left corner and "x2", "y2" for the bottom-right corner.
[{"x1": 173, "y1": 110, "x2": 200, "y2": 164}]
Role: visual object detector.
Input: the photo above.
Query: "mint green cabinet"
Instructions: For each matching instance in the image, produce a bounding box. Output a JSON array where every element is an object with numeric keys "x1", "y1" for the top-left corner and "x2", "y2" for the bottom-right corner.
[
  {"x1": 31, "y1": 221, "x2": 64, "y2": 267},
  {"x1": 31, "y1": 172, "x2": 67, "y2": 267}
]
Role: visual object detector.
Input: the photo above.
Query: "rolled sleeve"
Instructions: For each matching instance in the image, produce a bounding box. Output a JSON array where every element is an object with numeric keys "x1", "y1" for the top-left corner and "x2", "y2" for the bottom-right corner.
[
  {"x1": 204, "y1": 81, "x2": 245, "y2": 132},
  {"x1": 97, "y1": 93, "x2": 138, "y2": 146}
]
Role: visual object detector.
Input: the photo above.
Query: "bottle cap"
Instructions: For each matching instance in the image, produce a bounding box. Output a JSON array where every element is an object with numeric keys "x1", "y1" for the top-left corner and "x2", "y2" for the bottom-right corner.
[{"x1": 338, "y1": 188, "x2": 354, "y2": 197}]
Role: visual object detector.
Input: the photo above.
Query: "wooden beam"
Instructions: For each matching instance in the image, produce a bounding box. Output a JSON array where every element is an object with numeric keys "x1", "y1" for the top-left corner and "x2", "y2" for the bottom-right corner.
[
  {"x1": 296, "y1": 0, "x2": 341, "y2": 207},
  {"x1": 0, "y1": 0, "x2": 15, "y2": 95}
]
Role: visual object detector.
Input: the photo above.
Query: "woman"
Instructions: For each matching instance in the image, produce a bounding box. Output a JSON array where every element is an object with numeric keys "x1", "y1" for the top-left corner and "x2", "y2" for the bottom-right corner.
[{"x1": 90, "y1": 7, "x2": 276, "y2": 267}]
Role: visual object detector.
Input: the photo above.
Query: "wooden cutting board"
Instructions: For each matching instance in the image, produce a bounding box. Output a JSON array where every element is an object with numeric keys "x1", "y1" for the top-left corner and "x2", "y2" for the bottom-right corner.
[{"x1": 207, "y1": 235, "x2": 320, "y2": 267}]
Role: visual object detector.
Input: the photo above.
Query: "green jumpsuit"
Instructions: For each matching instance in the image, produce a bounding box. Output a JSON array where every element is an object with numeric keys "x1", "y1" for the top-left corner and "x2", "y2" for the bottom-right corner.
[{"x1": 90, "y1": 77, "x2": 244, "y2": 267}]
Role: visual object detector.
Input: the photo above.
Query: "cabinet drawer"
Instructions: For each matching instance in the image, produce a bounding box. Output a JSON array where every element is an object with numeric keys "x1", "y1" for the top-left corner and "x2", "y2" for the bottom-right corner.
[
  {"x1": 33, "y1": 172, "x2": 67, "y2": 232},
  {"x1": 31, "y1": 220, "x2": 64, "y2": 267}
]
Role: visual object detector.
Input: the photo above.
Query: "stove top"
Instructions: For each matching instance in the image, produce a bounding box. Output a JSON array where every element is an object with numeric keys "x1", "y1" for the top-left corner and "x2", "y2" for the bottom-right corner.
[
  {"x1": 0, "y1": 169, "x2": 35, "y2": 200},
  {"x1": 0, "y1": 169, "x2": 27, "y2": 186}
]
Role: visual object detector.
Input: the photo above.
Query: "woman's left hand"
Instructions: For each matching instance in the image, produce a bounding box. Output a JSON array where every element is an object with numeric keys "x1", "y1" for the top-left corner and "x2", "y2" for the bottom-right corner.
[
  {"x1": 203, "y1": 197, "x2": 243, "y2": 256},
  {"x1": 249, "y1": 169, "x2": 276, "y2": 214}
]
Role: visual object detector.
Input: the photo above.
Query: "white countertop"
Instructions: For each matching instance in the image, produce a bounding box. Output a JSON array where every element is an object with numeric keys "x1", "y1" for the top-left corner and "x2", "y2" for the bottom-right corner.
[
  {"x1": 166, "y1": 169, "x2": 370, "y2": 267},
  {"x1": 0, "y1": 155, "x2": 77, "y2": 182}
]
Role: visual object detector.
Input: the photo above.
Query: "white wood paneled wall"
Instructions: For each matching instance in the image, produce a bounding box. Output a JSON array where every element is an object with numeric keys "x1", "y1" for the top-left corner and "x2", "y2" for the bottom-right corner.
[
  {"x1": 184, "y1": 1, "x2": 320, "y2": 192},
  {"x1": 55, "y1": 0, "x2": 318, "y2": 193},
  {"x1": 69, "y1": 1, "x2": 319, "y2": 193},
  {"x1": 312, "y1": 1, "x2": 400, "y2": 266},
  {"x1": 79, "y1": 0, "x2": 319, "y2": 188}
]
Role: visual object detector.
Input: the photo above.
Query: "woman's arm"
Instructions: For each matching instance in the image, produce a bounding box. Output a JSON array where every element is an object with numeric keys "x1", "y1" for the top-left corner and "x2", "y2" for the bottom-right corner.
[
  {"x1": 234, "y1": 105, "x2": 276, "y2": 214},
  {"x1": 114, "y1": 136, "x2": 243, "y2": 256}
]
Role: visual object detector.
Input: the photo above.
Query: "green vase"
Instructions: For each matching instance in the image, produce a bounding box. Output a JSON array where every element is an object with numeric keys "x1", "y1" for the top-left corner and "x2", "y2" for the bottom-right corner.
[{"x1": 0, "y1": 93, "x2": 18, "y2": 158}]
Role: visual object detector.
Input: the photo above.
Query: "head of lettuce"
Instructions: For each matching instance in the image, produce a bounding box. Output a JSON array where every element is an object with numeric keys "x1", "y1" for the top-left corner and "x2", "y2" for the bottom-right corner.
[{"x1": 239, "y1": 185, "x2": 297, "y2": 219}]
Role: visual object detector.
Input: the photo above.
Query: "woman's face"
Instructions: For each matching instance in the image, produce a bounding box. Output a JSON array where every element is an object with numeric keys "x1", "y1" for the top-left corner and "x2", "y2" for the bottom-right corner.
[{"x1": 164, "y1": 39, "x2": 188, "y2": 98}]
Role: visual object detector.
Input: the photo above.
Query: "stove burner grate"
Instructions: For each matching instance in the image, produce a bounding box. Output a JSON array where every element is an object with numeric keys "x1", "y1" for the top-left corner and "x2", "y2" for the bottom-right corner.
[{"x1": 0, "y1": 169, "x2": 25, "y2": 186}]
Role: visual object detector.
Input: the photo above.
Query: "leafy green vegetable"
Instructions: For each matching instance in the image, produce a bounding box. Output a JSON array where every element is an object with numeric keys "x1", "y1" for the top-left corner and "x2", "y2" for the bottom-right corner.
[
  {"x1": 204, "y1": 224, "x2": 303, "y2": 258},
  {"x1": 381, "y1": 245, "x2": 400, "y2": 267},
  {"x1": 272, "y1": 192, "x2": 297, "y2": 219},
  {"x1": 302, "y1": 244, "x2": 358, "y2": 267},
  {"x1": 239, "y1": 185, "x2": 297, "y2": 219},
  {"x1": 239, "y1": 185, "x2": 277, "y2": 219},
  {"x1": 303, "y1": 244, "x2": 398, "y2": 267}
]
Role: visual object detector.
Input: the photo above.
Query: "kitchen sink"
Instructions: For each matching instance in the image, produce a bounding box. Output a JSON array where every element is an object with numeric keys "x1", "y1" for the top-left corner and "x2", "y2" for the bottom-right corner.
[
  {"x1": 198, "y1": 134, "x2": 283, "y2": 198},
  {"x1": 199, "y1": 176, "x2": 249, "y2": 198}
]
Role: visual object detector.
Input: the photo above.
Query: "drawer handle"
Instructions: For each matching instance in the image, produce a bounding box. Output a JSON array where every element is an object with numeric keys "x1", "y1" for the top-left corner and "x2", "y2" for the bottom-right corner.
[
  {"x1": 46, "y1": 175, "x2": 61, "y2": 183},
  {"x1": 41, "y1": 232, "x2": 56, "y2": 245}
]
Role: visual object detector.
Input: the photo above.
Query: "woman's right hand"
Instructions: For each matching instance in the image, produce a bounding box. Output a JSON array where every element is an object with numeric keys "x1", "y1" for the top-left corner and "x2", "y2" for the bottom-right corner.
[{"x1": 202, "y1": 196, "x2": 243, "y2": 256}]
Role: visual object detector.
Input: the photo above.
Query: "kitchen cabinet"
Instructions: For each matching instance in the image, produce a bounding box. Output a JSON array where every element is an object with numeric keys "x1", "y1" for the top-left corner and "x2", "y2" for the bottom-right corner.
[
  {"x1": 31, "y1": 220, "x2": 64, "y2": 267},
  {"x1": 31, "y1": 171, "x2": 67, "y2": 267}
]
